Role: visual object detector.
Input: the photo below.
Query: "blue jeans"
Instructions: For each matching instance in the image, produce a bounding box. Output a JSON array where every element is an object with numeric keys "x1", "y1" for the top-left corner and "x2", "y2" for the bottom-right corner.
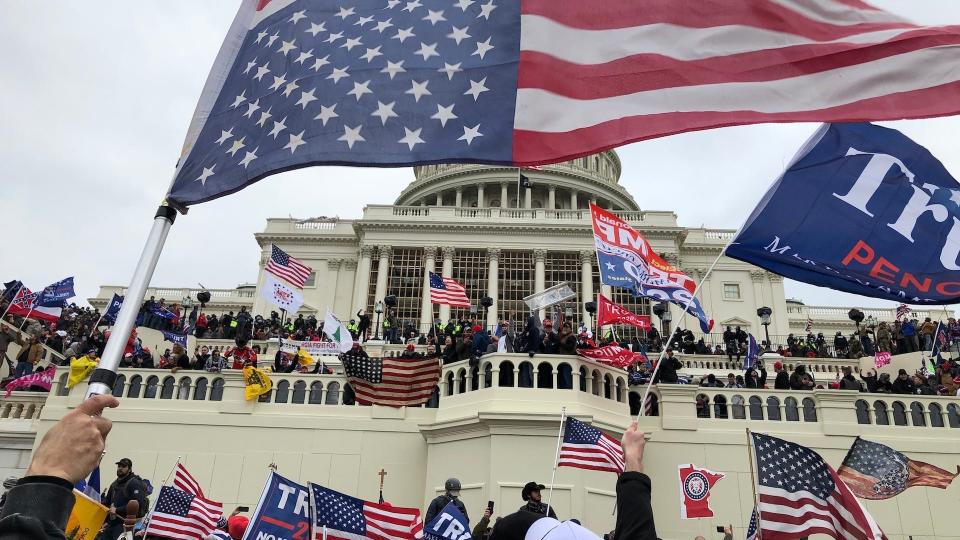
[{"x1": 14, "y1": 361, "x2": 33, "y2": 379}]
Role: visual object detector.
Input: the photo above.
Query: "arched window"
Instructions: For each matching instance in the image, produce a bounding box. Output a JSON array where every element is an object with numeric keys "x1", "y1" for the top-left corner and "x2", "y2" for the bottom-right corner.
[
  {"x1": 784, "y1": 397, "x2": 800, "y2": 422},
  {"x1": 603, "y1": 374, "x2": 613, "y2": 399},
  {"x1": 615, "y1": 377, "x2": 625, "y2": 402},
  {"x1": 275, "y1": 380, "x2": 290, "y2": 403},
  {"x1": 874, "y1": 401, "x2": 889, "y2": 425},
  {"x1": 309, "y1": 382, "x2": 323, "y2": 404},
  {"x1": 929, "y1": 403, "x2": 945, "y2": 428},
  {"x1": 892, "y1": 401, "x2": 908, "y2": 426},
  {"x1": 210, "y1": 378, "x2": 225, "y2": 401},
  {"x1": 457, "y1": 368, "x2": 467, "y2": 394},
  {"x1": 947, "y1": 404, "x2": 960, "y2": 428},
  {"x1": 802, "y1": 398, "x2": 817, "y2": 422},
  {"x1": 426, "y1": 386, "x2": 440, "y2": 408},
  {"x1": 292, "y1": 381, "x2": 307, "y2": 404},
  {"x1": 483, "y1": 362, "x2": 493, "y2": 389},
  {"x1": 855, "y1": 400, "x2": 871, "y2": 424},
  {"x1": 343, "y1": 383, "x2": 356, "y2": 405},
  {"x1": 748, "y1": 396, "x2": 763, "y2": 420},
  {"x1": 766, "y1": 396, "x2": 781, "y2": 421},
  {"x1": 471, "y1": 365, "x2": 480, "y2": 391},
  {"x1": 112, "y1": 375, "x2": 126, "y2": 397},
  {"x1": 194, "y1": 378, "x2": 208, "y2": 400},
  {"x1": 144, "y1": 376, "x2": 159, "y2": 399},
  {"x1": 537, "y1": 362, "x2": 553, "y2": 389},
  {"x1": 579, "y1": 367, "x2": 588, "y2": 392},
  {"x1": 731, "y1": 395, "x2": 746, "y2": 419},
  {"x1": 57, "y1": 373, "x2": 70, "y2": 396},
  {"x1": 909, "y1": 402, "x2": 925, "y2": 427},
  {"x1": 591, "y1": 370, "x2": 602, "y2": 395},
  {"x1": 126, "y1": 375, "x2": 143, "y2": 399},
  {"x1": 629, "y1": 392, "x2": 641, "y2": 416},
  {"x1": 177, "y1": 377, "x2": 191, "y2": 400},
  {"x1": 445, "y1": 372, "x2": 455, "y2": 395},
  {"x1": 696, "y1": 394, "x2": 710, "y2": 418},
  {"x1": 713, "y1": 395, "x2": 728, "y2": 419},
  {"x1": 490, "y1": 199, "x2": 501, "y2": 208},
  {"x1": 325, "y1": 382, "x2": 341, "y2": 405},
  {"x1": 499, "y1": 361, "x2": 515, "y2": 388}
]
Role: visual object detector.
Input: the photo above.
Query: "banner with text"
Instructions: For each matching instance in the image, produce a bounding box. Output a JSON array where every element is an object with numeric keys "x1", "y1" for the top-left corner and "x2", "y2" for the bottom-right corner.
[
  {"x1": 242, "y1": 471, "x2": 311, "y2": 540},
  {"x1": 596, "y1": 294, "x2": 651, "y2": 330},
  {"x1": 279, "y1": 340, "x2": 344, "y2": 357},
  {"x1": 727, "y1": 122, "x2": 960, "y2": 304},
  {"x1": 577, "y1": 345, "x2": 647, "y2": 368}
]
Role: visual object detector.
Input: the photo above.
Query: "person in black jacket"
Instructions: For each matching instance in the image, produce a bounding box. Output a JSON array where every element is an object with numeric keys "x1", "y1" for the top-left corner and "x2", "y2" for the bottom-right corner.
[
  {"x1": 425, "y1": 478, "x2": 469, "y2": 526},
  {"x1": 489, "y1": 422, "x2": 657, "y2": 540},
  {"x1": 0, "y1": 394, "x2": 119, "y2": 539},
  {"x1": 653, "y1": 349, "x2": 681, "y2": 384}
]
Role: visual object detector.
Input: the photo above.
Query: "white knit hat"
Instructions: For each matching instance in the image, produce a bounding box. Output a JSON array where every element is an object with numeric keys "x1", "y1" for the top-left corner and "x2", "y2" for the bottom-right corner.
[{"x1": 524, "y1": 518, "x2": 600, "y2": 540}]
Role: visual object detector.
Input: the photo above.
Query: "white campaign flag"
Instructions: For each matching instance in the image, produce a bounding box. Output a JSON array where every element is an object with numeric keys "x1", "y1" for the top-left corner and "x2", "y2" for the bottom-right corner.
[
  {"x1": 323, "y1": 311, "x2": 354, "y2": 353},
  {"x1": 261, "y1": 275, "x2": 304, "y2": 313}
]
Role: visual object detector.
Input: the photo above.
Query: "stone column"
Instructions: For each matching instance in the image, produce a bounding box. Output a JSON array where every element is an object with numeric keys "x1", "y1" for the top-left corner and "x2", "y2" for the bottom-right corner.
[
  {"x1": 339, "y1": 259, "x2": 357, "y2": 316},
  {"x1": 477, "y1": 184, "x2": 485, "y2": 207},
  {"x1": 534, "y1": 249, "x2": 546, "y2": 319},
  {"x1": 352, "y1": 245, "x2": 374, "y2": 313},
  {"x1": 500, "y1": 182, "x2": 508, "y2": 208},
  {"x1": 438, "y1": 246, "x2": 456, "y2": 322},
  {"x1": 373, "y1": 245, "x2": 392, "y2": 307},
  {"x1": 548, "y1": 186, "x2": 556, "y2": 210},
  {"x1": 487, "y1": 248, "x2": 500, "y2": 330},
  {"x1": 455, "y1": 188, "x2": 463, "y2": 207},
  {"x1": 327, "y1": 259, "x2": 343, "y2": 314},
  {"x1": 580, "y1": 250, "x2": 594, "y2": 323},
  {"x1": 436, "y1": 192, "x2": 443, "y2": 206},
  {"x1": 570, "y1": 191, "x2": 578, "y2": 210},
  {"x1": 420, "y1": 247, "x2": 437, "y2": 334},
  {"x1": 524, "y1": 187, "x2": 532, "y2": 209}
]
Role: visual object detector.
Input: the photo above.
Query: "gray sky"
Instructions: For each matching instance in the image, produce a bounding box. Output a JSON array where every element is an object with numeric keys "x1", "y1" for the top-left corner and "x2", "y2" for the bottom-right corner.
[{"x1": 2, "y1": 1, "x2": 960, "y2": 314}]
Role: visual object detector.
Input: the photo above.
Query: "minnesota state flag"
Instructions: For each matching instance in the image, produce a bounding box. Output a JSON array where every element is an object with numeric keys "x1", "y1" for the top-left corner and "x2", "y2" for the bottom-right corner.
[{"x1": 242, "y1": 366, "x2": 273, "y2": 401}]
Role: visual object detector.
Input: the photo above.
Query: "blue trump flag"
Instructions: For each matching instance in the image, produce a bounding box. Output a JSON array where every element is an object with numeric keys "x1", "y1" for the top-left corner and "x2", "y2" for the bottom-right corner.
[
  {"x1": 36, "y1": 277, "x2": 74, "y2": 307},
  {"x1": 727, "y1": 123, "x2": 960, "y2": 305},
  {"x1": 2, "y1": 281, "x2": 22, "y2": 302},
  {"x1": 162, "y1": 331, "x2": 188, "y2": 348},
  {"x1": 744, "y1": 334, "x2": 760, "y2": 370},
  {"x1": 103, "y1": 294, "x2": 124, "y2": 324},
  {"x1": 243, "y1": 472, "x2": 311, "y2": 540},
  {"x1": 424, "y1": 501, "x2": 472, "y2": 540}
]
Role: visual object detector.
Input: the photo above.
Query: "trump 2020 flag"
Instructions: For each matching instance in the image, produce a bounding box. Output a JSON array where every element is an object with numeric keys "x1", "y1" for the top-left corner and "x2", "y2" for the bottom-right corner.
[
  {"x1": 103, "y1": 294, "x2": 124, "y2": 324},
  {"x1": 591, "y1": 204, "x2": 713, "y2": 332},
  {"x1": 261, "y1": 275, "x2": 304, "y2": 313},
  {"x1": 678, "y1": 464, "x2": 723, "y2": 519},
  {"x1": 423, "y1": 501, "x2": 471, "y2": 540},
  {"x1": 243, "y1": 472, "x2": 311, "y2": 540},
  {"x1": 164, "y1": 0, "x2": 960, "y2": 209},
  {"x1": 728, "y1": 123, "x2": 960, "y2": 305},
  {"x1": 36, "y1": 277, "x2": 75, "y2": 307},
  {"x1": 162, "y1": 331, "x2": 189, "y2": 348},
  {"x1": 744, "y1": 334, "x2": 760, "y2": 370}
]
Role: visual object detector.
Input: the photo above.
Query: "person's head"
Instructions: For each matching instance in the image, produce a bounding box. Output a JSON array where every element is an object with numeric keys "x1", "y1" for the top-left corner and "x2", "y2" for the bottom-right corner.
[
  {"x1": 842, "y1": 366, "x2": 852, "y2": 376},
  {"x1": 211, "y1": 349, "x2": 220, "y2": 358},
  {"x1": 898, "y1": 368, "x2": 908, "y2": 380},
  {"x1": 444, "y1": 478, "x2": 462, "y2": 498},
  {"x1": 665, "y1": 348, "x2": 673, "y2": 356},
  {"x1": 116, "y1": 457, "x2": 133, "y2": 478},
  {"x1": 426, "y1": 344, "x2": 436, "y2": 356},
  {"x1": 522, "y1": 481, "x2": 545, "y2": 503},
  {"x1": 727, "y1": 373, "x2": 735, "y2": 384},
  {"x1": 201, "y1": 346, "x2": 209, "y2": 354}
]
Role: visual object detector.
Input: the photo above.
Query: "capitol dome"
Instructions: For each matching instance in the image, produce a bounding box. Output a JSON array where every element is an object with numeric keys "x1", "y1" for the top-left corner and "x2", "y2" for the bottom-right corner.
[{"x1": 396, "y1": 150, "x2": 639, "y2": 211}]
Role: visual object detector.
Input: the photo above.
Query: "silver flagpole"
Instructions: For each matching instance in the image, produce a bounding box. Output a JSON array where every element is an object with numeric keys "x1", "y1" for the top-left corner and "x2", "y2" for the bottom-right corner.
[
  {"x1": 545, "y1": 406, "x2": 566, "y2": 518},
  {"x1": 85, "y1": 206, "x2": 177, "y2": 398}
]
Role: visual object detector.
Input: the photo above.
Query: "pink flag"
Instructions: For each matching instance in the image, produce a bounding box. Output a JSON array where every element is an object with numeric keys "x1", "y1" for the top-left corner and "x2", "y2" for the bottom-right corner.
[
  {"x1": 875, "y1": 352, "x2": 892, "y2": 369},
  {"x1": 4, "y1": 365, "x2": 56, "y2": 397}
]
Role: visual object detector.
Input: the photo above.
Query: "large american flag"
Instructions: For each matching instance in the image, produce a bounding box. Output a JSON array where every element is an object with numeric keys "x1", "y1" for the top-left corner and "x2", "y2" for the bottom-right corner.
[
  {"x1": 750, "y1": 432, "x2": 886, "y2": 540},
  {"x1": 173, "y1": 463, "x2": 205, "y2": 497},
  {"x1": 557, "y1": 417, "x2": 624, "y2": 474},
  {"x1": 341, "y1": 348, "x2": 440, "y2": 407},
  {"x1": 308, "y1": 482, "x2": 423, "y2": 540},
  {"x1": 428, "y1": 272, "x2": 470, "y2": 307},
  {"x1": 164, "y1": 0, "x2": 960, "y2": 208},
  {"x1": 266, "y1": 244, "x2": 313, "y2": 288},
  {"x1": 147, "y1": 486, "x2": 223, "y2": 540}
]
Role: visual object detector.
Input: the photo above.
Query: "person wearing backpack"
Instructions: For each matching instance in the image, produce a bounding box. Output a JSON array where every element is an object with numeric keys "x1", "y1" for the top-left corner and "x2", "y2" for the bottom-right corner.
[{"x1": 103, "y1": 458, "x2": 147, "y2": 540}]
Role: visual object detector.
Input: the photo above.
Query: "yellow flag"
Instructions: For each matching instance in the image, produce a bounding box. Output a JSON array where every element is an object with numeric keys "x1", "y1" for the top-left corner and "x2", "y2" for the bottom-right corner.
[
  {"x1": 66, "y1": 490, "x2": 109, "y2": 540},
  {"x1": 297, "y1": 348, "x2": 315, "y2": 369},
  {"x1": 242, "y1": 366, "x2": 273, "y2": 400},
  {"x1": 67, "y1": 356, "x2": 99, "y2": 389}
]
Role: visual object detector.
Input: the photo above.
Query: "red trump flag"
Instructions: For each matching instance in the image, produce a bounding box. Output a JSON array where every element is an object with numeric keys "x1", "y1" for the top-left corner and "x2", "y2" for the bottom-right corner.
[{"x1": 597, "y1": 294, "x2": 651, "y2": 330}]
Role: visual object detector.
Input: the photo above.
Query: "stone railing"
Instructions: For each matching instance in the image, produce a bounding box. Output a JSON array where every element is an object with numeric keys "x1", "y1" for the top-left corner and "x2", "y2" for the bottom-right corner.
[
  {"x1": 91, "y1": 286, "x2": 257, "y2": 308},
  {"x1": 785, "y1": 305, "x2": 935, "y2": 322},
  {"x1": 0, "y1": 319, "x2": 66, "y2": 367},
  {"x1": 0, "y1": 391, "x2": 48, "y2": 424},
  {"x1": 365, "y1": 205, "x2": 680, "y2": 228}
]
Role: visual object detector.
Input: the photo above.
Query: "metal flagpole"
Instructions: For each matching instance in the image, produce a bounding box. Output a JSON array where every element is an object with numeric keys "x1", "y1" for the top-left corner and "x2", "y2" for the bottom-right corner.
[
  {"x1": 86, "y1": 206, "x2": 177, "y2": 398},
  {"x1": 17, "y1": 306, "x2": 35, "y2": 331},
  {"x1": 545, "y1": 406, "x2": 566, "y2": 518},
  {"x1": 89, "y1": 313, "x2": 105, "y2": 337},
  {"x1": 516, "y1": 168, "x2": 522, "y2": 209},
  {"x1": 636, "y1": 246, "x2": 727, "y2": 422},
  {"x1": 0, "y1": 283, "x2": 24, "y2": 320}
]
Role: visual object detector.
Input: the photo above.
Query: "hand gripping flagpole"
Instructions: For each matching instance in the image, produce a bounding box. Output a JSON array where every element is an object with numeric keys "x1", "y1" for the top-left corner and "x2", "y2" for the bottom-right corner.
[
  {"x1": 545, "y1": 407, "x2": 566, "y2": 518},
  {"x1": 85, "y1": 205, "x2": 177, "y2": 398}
]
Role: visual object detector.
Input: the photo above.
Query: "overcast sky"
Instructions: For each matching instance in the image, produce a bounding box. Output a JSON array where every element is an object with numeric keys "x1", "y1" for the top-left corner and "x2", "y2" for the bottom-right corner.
[{"x1": 2, "y1": 1, "x2": 960, "y2": 315}]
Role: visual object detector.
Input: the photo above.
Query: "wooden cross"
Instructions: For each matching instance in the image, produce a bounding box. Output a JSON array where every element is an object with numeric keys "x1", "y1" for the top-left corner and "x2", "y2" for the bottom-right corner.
[{"x1": 378, "y1": 468, "x2": 388, "y2": 490}]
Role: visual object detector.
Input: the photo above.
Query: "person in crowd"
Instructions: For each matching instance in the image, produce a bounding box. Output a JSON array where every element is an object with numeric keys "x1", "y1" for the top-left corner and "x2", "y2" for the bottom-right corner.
[
  {"x1": 699, "y1": 374, "x2": 722, "y2": 388},
  {"x1": 557, "y1": 323, "x2": 577, "y2": 355},
  {"x1": 542, "y1": 319, "x2": 560, "y2": 354},
  {"x1": 169, "y1": 344, "x2": 191, "y2": 372},
  {"x1": 0, "y1": 326, "x2": 18, "y2": 375},
  {"x1": 194, "y1": 346, "x2": 211, "y2": 370},
  {"x1": 425, "y1": 478, "x2": 469, "y2": 525},
  {"x1": 901, "y1": 318, "x2": 918, "y2": 352},
  {"x1": 399, "y1": 343, "x2": 422, "y2": 360},
  {"x1": 273, "y1": 350, "x2": 297, "y2": 373},
  {"x1": 490, "y1": 422, "x2": 657, "y2": 540},
  {"x1": 920, "y1": 317, "x2": 936, "y2": 351},
  {"x1": 838, "y1": 366, "x2": 861, "y2": 391},
  {"x1": 744, "y1": 364, "x2": 766, "y2": 389},
  {"x1": 456, "y1": 332, "x2": 473, "y2": 363},
  {"x1": 875, "y1": 372, "x2": 895, "y2": 393},
  {"x1": 472, "y1": 506, "x2": 495, "y2": 540},
  {"x1": 13, "y1": 334, "x2": 43, "y2": 379},
  {"x1": 517, "y1": 482, "x2": 557, "y2": 519},
  {"x1": 653, "y1": 349, "x2": 681, "y2": 384},
  {"x1": 356, "y1": 310, "x2": 370, "y2": 341},
  {"x1": 725, "y1": 373, "x2": 741, "y2": 388},
  {"x1": 911, "y1": 374, "x2": 935, "y2": 395},
  {"x1": 523, "y1": 314, "x2": 541, "y2": 358},
  {"x1": 789, "y1": 365, "x2": 815, "y2": 391},
  {"x1": 472, "y1": 325, "x2": 490, "y2": 358},
  {"x1": 441, "y1": 336, "x2": 458, "y2": 365},
  {"x1": 195, "y1": 311, "x2": 208, "y2": 338},
  {"x1": 223, "y1": 338, "x2": 257, "y2": 369},
  {"x1": 103, "y1": 457, "x2": 148, "y2": 540},
  {"x1": 205, "y1": 349, "x2": 227, "y2": 373},
  {"x1": 891, "y1": 368, "x2": 916, "y2": 394},
  {"x1": 875, "y1": 322, "x2": 892, "y2": 354},
  {"x1": 939, "y1": 364, "x2": 958, "y2": 395},
  {"x1": 772, "y1": 361, "x2": 790, "y2": 390}
]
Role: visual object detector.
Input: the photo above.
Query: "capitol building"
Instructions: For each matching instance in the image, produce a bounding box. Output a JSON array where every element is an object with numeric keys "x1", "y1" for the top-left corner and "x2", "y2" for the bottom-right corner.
[{"x1": 10, "y1": 152, "x2": 942, "y2": 539}]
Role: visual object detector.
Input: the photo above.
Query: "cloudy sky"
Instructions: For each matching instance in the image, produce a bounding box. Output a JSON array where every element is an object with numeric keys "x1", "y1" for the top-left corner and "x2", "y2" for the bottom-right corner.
[{"x1": 2, "y1": 1, "x2": 960, "y2": 315}]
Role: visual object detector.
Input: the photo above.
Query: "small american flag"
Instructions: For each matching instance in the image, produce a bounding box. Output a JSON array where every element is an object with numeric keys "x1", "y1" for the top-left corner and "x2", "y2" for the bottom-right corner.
[
  {"x1": 746, "y1": 507, "x2": 759, "y2": 540},
  {"x1": 173, "y1": 463, "x2": 205, "y2": 497},
  {"x1": 751, "y1": 432, "x2": 886, "y2": 540},
  {"x1": 805, "y1": 317, "x2": 813, "y2": 333},
  {"x1": 428, "y1": 271, "x2": 470, "y2": 307},
  {"x1": 341, "y1": 348, "x2": 440, "y2": 407},
  {"x1": 895, "y1": 303, "x2": 911, "y2": 321},
  {"x1": 308, "y1": 482, "x2": 423, "y2": 540},
  {"x1": 266, "y1": 244, "x2": 313, "y2": 288},
  {"x1": 558, "y1": 417, "x2": 624, "y2": 474},
  {"x1": 147, "y1": 486, "x2": 223, "y2": 540}
]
